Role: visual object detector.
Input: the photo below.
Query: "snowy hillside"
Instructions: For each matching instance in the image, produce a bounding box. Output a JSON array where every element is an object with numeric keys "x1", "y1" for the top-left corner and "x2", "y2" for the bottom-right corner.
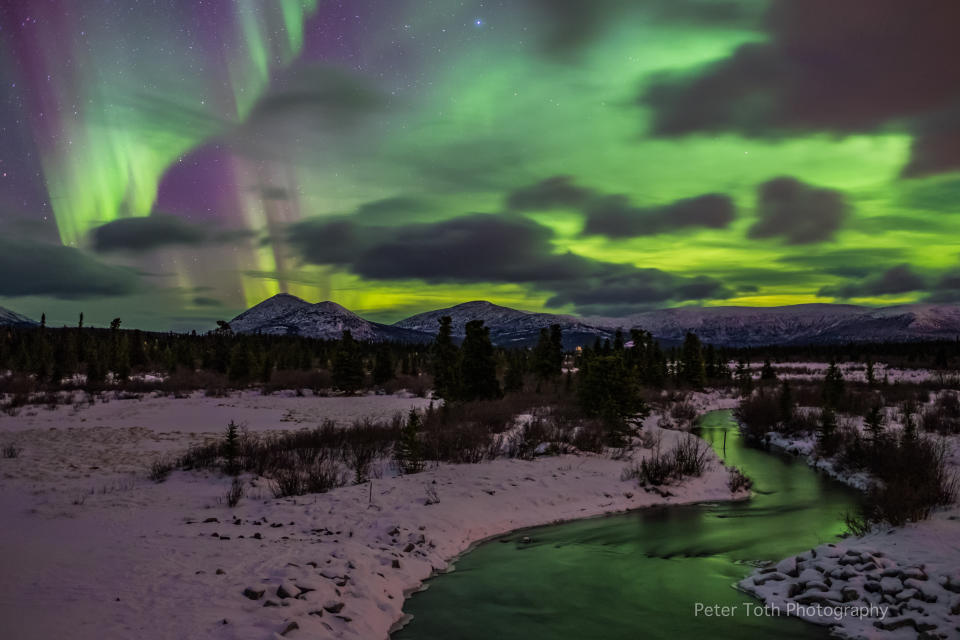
[
  {"x1": 0, "y1": 306, "x2": 37, "y2": 327},
  {"x1": 596, "y1": 304, "x2": 960, "y2": 346},
  {"x1": 229, "y1": 294, "x2": 431, "y2": 342},
  {"x1": 394, "y1": 300, "x2": 615, "y2": 348},
  {"x1": 229, "y1": 296, "x2": 960, "y2": 347}
]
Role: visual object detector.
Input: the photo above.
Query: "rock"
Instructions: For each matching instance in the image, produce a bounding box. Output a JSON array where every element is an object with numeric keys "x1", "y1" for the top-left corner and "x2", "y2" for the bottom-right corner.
[
  {"x1": 902, "y1": 566, "x2": 928, "y2": 580},
  {"x1": 895, "y1": 588, "x2": 918, "y2": 602},
  {"x1": 841, "y1": 587, "x2": 860, "y2": 602},
  {"x1": 874, "y1": 617, "x2": 918, "y2": 632},
  {"x1": 775, "y1": 557, "x2": 798, "y2": 577},
  {"x1": 243, "y1": 587, "x2": 265, "y2": 600},
  {"x1": 203, "y1": 517, "x2": 219, "y2": 523},
  {"x1": 216, "y1": 569, "x2": 225, "y2": 575},
  {"x1": 904, "y1": 578, "x2": 939, "y2": 603},
  {"x1": 277, "y1": 582, "x2": 301, "y2": 599},
  {"x1": 387, "y1": 526, "x2": 400, "y2": 536},
  {"x1": 864, "y1": 581, "x2": 882, "y2": 593},
  {"x1": 805, "y1": 580, "x2": 829, "y2": 592},
  {"x1": 252, "y1": 532, "x2": 263, "y2": 540},
  {"x1": 520, "y1": 536, "x2": 531, "y2": 544},
  {"x1": 323, "y1": 601, "x2": 345, "y2": 614},
  {"x1": 281, "y1": 621, "x2": 299, "y2": 636},
  {"x1": 391, "y1": 559, "x2": 401, "y2": 569},
  {"x1": 403, "y1": 543, "x2": 415, "y2": 553},
  {"x1": 263, "y1": 600, "x2": 280, "y2": 607},
  {"x1": 754, "y1": 572, "x2": 786, "y2": 586},
  {"x1": 881, "y1": 577, "x2": 904, "y2": 594},
  {"x1": 797, "y1": 568, "x2": 821, "y2": 585},
  {"x1": 308, "y1": 610, "x2": 324, "y2": 617}
]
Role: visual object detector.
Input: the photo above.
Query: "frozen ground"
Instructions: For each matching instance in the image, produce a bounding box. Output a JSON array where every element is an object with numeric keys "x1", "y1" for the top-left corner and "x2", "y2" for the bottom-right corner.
[
  {"x1": 742, "y1": 401, "x2": 960, "y2": 638},
  {"x1": 0, "y1": 391, "x2": 742, "y2": 640}
]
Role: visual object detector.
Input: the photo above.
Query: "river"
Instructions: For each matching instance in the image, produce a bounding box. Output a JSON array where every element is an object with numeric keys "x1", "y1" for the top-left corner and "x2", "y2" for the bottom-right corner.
[{"x1": 394, "y1": 410, "x2": 861, "y2": 640}]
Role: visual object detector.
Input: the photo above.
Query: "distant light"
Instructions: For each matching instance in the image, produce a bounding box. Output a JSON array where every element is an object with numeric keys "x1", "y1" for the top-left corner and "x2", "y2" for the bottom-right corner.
[{"x1": 474, "y1": 18, "x2": 483, "y2": 27}]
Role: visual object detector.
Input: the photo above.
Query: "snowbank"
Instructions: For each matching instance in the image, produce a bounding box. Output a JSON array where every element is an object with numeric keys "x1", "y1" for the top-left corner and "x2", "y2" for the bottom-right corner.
[{"x1": 0, "y1": 394, "x2": 743, "y2": 640}]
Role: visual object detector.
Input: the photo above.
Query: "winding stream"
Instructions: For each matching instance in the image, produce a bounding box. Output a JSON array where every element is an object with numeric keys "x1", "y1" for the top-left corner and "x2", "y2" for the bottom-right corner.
[{"x1": 394, "y1": 410, "x2": 862, "y2": 640}]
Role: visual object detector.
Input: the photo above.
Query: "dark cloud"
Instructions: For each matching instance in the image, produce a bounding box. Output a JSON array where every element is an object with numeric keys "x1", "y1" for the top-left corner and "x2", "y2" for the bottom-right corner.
[
  {"x1": 532, "y1": 0, "x2": 757, "y2": 59},
  {"x1": 288, "y1": 213, "x2": 732, "y2": 314},
  {"x1": 91, "y1": 215, "x2": 253, "y2": 252},
  {"x1": 900, "y1": 178, "x2": 960, "y2": 213},
  {"x1": 750, "y1": 177, "x2": 848, "y2": 244},
  {"x1": 778, "y1": 248, "x2": 907, "y2": 279},
  {"x1": 818, "y1": 264, "x2": 926, "y2": 299},
  {"x1": 507, "y1": 176, "x2": 593, "y2": 211},
  {"x1": 192, "y1": 297, "x2": 222, "y2": 307},
  {"x1": 641, "y1": 0, "x2": 960, "y2": 176},
  {"x1": 506, "y1": 176, "x2": 735, "y2": 237},
  {"x1": 0, "y1": 237, "x2": 140, "y2": 298},
  {"x1": 583, "y1": 193, "x2": 734, "y2": 237},
  {"x1": 352, "y1": 197, "x2": 441, "y2": 225},
  {"x1": 246, "y1": 65, "x2": 386, "y2": 128}
]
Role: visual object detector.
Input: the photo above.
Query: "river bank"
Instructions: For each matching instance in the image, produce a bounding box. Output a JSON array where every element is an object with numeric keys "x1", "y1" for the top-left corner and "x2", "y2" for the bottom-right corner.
[
  {"x1": 739, "y1": 413, "x2": 960, "y2": 638},
  {"x1": 0, "y1": 391, "x2": 745, "y2": 640}
]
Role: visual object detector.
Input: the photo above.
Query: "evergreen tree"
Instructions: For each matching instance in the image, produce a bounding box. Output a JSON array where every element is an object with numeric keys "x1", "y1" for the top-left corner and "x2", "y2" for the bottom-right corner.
[
  {"x1": 736, "y1": 360, "x2": 753, "y2": 396},
  {"x1": 900, "y1": 402, "x2": 918, "y2": 448},
  {"x1": 549, "y1": 324, "x2": 564, "y2": 373},
  {"x1": 779, "y1": 380, "x2": 794, "y2": 424},
  {"x1": 817, "y1": 406, "x2": 838, "y2": 455},
  {"x1": 432, "y1": 316, "x2": 460, "y2": 400},
  {"x1": 865, "y1": 404, "x2": 885, "y2": 446},
  {"x1": 866, "y1": 357, "x2": 876, "y2": 388},
  {"x1": 577, "y1": 351, "x2": 647, "y2": 444},
  {"x1": 679, "y1": 332, "x2": 706, "y2": 388},
  {"x1": 503, "y1": 350, "x2": 525, "y2": 393},
  {"x1": 395, "y1": 408, "x2": 425, "y2": 474},
  {"x1": 823, "y1": 360, "x2": 845, "y2": 408},
  {"x1": 372, "y1": 345, "x2": 395, "y2": 386},
  {"x1": 332, "y1": 330, "x2": 365, "y2": 394},
  {"x1": 228, "y1": 342, "x2": 253, "y2": 383},
  {"x1": 458, "y1": 320, "x2": 501, "y2": 401},
  {"x1": 760, "y1": 358, "x2": 777, "y2": 382},
  {"x1": 224, "y1": 420, "x2": 240, "y2": 475}
]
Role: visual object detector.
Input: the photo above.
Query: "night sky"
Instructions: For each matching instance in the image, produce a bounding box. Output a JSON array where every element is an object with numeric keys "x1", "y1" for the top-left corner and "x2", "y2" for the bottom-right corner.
[{"x1": 2, "y1": 0, "x2": 960, "y2": 330}]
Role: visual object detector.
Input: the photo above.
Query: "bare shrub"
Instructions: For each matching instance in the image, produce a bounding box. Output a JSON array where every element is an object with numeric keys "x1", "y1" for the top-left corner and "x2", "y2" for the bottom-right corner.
[
  {"x1": 733, "y1": 392, "x2": 781, "y2": 443},
  {"x1": 727, "y1": 465, "x2": 752, "y2": 492},
  {"x1": 225, "y1": 477, "x2": 245, "y2": 507},
  {"x1": 149, "y1": 457, "x2": 174, "y2": 482},
  {"x1": 628, "y1": 434, "x2": 710, "y2": 487},
  {"x1": 2, "y1": 443, "x2": 22, "y2": 458},
  {"x1": 921, "y1": 391, "x2": 960, "y2": 434}
]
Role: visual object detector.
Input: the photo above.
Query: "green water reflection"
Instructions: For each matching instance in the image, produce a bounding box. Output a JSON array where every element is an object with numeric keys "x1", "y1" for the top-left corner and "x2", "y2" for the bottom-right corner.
[{"x1": 394, "y1": 410, "x2": 861, "y2": 640}]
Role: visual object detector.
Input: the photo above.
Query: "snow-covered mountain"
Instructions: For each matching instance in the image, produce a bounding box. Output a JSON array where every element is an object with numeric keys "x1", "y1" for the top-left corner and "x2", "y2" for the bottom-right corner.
[
  {"x1": 228, "y1": 294, "x2": 431, "y2": 343},
  {"x1": 394, "y1": 301, "x2": 616, "y2": 348},
  {"x1": 591, "y1": 303, "x2": 960, "y2": 346},
  {"x1": 0, "y1": 306, "x2": 37, "y2": 327},
  {"x1": 230, "y1": 296, "x2": 960, "y2": 347}
]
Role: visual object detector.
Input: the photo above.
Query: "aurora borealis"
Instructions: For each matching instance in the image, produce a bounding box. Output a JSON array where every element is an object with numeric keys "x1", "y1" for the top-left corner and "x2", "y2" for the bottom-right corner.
[{"x1": 2, "y1": 0, "x2": 960, "y2": 330}]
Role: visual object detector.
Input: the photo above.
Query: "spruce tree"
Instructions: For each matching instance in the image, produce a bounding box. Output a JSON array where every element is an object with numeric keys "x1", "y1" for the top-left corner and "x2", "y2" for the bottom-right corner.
[
  {"x1": 228, "y1": 342, "x2": 252, "y2": 383},
  {"x1": 760, "y1": 358, "x2": 777, "y2": 382},
  {"x1": 818, "y1": 406, "x2": 838, "y2": 455},
  {"x1": 779, "y1": 380, "x2": 794, "y2": 424},
  {"x1": 823, "y1": 360, "x2": 845, "y2": 408},
  {"x1": 432, "y1": 316, "x2": 460, "y2": 400},
  {"x1": 395, "y1": 409, "x2": 425, "y2": 474},
  {"x1": 372, "y1": 345, "x2": 395, "y2": 386},
  {"x1": 680, "y1": 332, "x2": 706, "y2": 388},
  {"x1": 458, "y1": 320, "x2": 501, "y2": 401},
  {"x1": 503, "y1": 350, "x2": 525, "y2": 393},
  {"x1": 736, "y1": 360, "x2": 753, "y2": 396},
  {"x1": 332, "y1": 330, "x2": 365, "y2": 394},
  {"x1": 865, "y1": 404, "x2": 885, "y2": 446}
]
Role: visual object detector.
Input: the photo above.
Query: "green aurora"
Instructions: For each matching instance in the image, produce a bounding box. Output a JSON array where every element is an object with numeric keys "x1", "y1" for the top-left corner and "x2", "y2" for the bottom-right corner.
[{"x1": 1, "y1": 1, "x2": 959, "y2": 329}]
